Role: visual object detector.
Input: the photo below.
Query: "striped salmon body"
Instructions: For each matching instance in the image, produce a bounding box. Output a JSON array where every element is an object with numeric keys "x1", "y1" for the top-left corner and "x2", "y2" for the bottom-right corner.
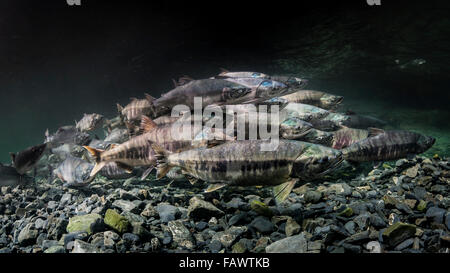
[
  {"x1": 166, "y1": 140, "x2": 306, "y2": 187},
  {"x1": 101, "y1": 134, "x2": 155, "y2": 167},
  {"x1": 342, "y1": 130, "x2": 435, "y2": 162},
  {"x1": 332, "y1": 128, "x2": 369, "y2": 149},
  {"x1": 281, "y1": 90, "x2": 324, "y2": 106},
  {"x1": 122, "y1": 98, "x2": 153, "y2": 122}
]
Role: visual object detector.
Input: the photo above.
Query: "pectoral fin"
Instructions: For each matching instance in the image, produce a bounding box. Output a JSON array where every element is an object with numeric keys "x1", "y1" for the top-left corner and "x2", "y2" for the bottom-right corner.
[
  {"x1": 204, "y1": 183, "x2": 227, "y2": 193},
  {"x1": 273, "y1": 179, "x2": 297, "y2": 204},
  {"x1": 185, "y1": 174, "x2": 199, "y2": 185},
  {"x1": 141, "y1": 166, "x2": 154, "y2": 180}
]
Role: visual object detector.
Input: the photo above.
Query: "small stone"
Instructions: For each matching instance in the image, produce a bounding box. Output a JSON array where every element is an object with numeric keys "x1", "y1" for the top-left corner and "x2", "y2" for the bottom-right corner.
[
  {"x1": 18, "y1": 223, "x2": 39, "y2": 246},
  {"x1": 44, "y1": 245, "x2": 66, "y2": 253},
  {"x1": 156, "y1": 203, "x2": 179, "y2": 223},
  {"x1": 72, "y1": 239, "x2": 101, "y2": 253},
  {"x1": 250, "y1": 200, "x2": 273, "y2": 217},
  {"x1": 344, "y1": 221, "x2": 356, "y2": 235},
  {"x1": 366, "y1": 241, "x2": 382, "y2": 253},
  {"x1": 405, "y1": 164, "x2": 419, "y2": 178},
  {"x1": 209, "y1": 240, "x2": 222, "y2": 253},
  {"x1": 417, "y1": 200, "x2": 427, "y2": 211},
  {"x1": 382, "y1": 195, "x2": 399, "y2": 209},
  {"x1": 425, "y1": 207, "x2": 446, "y2": 224},
  {"x1": 112, "y1": 200, "x2": 139, "y2": 214},
  {"x1": 66, "y1": 213, "x2": 103, "y2": 235},
  {"x1": 187, "y1": 196, "x2": 224, "y2": 221},
  {"x1": 404, "y1": 199, "x2": 417, "y2": 209},
  {"x1": 104, "y1": 209, "x2": 130, "y2": 233},
  {"x1": 395, "y1": 238, "x2": 414, "y2": 251},
  {"x1": 249, "y1": 216, "x2": 274, "y2": 234},
  {"x1": 303, "y1": 191, "x2": 322, "y2": 204},
  {"x1": 327, "y1": 183, "x2": 352, "y2": 196},
  {"x1": 168, "y1": 220, "x2": 194, "y2": 249},
  {"x1": 232, "y1": 241, "x2": 247, "y2": 253},
  {"x1": 123, "y1": 233, "x2": 140, "y2": 244},
  {"x1": 266, "y1": 233, "x2": 308, "y2": 253},
  {"x1": 212, "y1": 226, "x2": 247, "y2": 248},
  {"x1": 338, "y1": 207, "x2": 353, "y2": 217},
  {"x1": 382, "y1": 222, "x2": 416, "y2": 247},
  {"x1": 285, "y1": 218, "x2": 301, "y2": 237}
]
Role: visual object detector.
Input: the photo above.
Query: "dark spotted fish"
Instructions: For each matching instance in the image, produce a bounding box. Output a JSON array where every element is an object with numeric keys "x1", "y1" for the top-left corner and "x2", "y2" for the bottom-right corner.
[
  {"x1": 152, "y1": 140, "x2": 343, "y2": 202},
  {"x1": 45, "y1": 126, "x2": 91, "y2": 149},
  {"x1": 340, "y1": 113, "x2": 387, "y2": 129},
  {"x1": 75, "y1": 113, "x2": 104, "y2": 132},
  {"x1": 0, "y1": 165, "x2": 30, "y2": 186},
  {"x1": 151, "y1": 79, "x2": 253, "y2": 116},
  {"x1": 342, "y1": 129, "x2": 435, "y2": 162},
  {"x1": 10, "y1": 143, "x2": 47, "y2": 175},
  {"x1": 279, "y1": 90, "x2": 343, "y2": 110},
  {"x1": 332, "y1": 128, "x2": 369, "y2": 149}
]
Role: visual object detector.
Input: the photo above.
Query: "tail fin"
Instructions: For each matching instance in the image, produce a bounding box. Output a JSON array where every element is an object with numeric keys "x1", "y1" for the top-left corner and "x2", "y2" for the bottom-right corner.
[
  {"x1": 144, "y1": 93, "x2": 155, "y2": 103},
  {"x1": 151, "y1": 144, "x2": 173, "y2": 179},
  {"x1": 83, "y1": 146, "x2": 106, "y2": 177}
]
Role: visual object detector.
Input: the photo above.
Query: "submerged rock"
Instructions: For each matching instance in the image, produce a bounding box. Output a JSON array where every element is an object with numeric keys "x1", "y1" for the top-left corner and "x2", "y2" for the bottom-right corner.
[
  {"x1": 104, "y1": 209, "x2": 130, "y2": 233},
  {"x1": 66, "y1": 213, "x2": 103, "y2": 235},
  {"x1": 187, "y1": 197, "x2": 224, "y2": 221},
  {"x1": 266, "y1": 233, "x2": 308, "y2": 253},
  {"x1": 382, "y1": 222, "x2": 416, "y2": 247}
]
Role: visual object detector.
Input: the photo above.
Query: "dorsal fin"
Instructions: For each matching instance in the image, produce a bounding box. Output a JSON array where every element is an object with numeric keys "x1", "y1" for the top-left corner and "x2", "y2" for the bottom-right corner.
[
  {"x1": 172, "y1": 79, "x2": 179, "y2": 88},
  {"x1": 178, "y1": 75, "x2": 194, "y2": 85},
  {"x1": 219, "y1": 67, "x2": 229, "y2": 73},
  {"x1": 368, "y1": 127, "x2": 385, "y2": 137},
  {"x1": 140, "y1": 115, "x2": 158, "y2": 134},
  {"x1": 10, "y1": 153, "x2": 16, "y2": 165},
  {"x1": 116, "y1": 103, "x2": 124, "y2": 113},
  {"x1": 45, "y1": 129, "x2": 50, "y2": 138},
  {"x1": 144, "y1": 93, "x2": 155, "y2": 103},
  {"x1": 130, "y1": 97, "x2": 138, "y2": 101}
]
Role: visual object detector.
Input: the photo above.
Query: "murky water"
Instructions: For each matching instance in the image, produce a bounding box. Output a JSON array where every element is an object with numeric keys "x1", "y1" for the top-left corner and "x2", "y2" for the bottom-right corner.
[{"x1": 0, "y1": 1, "x2": 449, "y2": 163}]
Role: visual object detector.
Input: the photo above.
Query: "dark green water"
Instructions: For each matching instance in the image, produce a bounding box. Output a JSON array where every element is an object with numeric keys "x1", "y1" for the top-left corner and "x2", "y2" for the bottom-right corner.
[{"x1": 0, "y1": 0, "x2": 449, "y2": 163}]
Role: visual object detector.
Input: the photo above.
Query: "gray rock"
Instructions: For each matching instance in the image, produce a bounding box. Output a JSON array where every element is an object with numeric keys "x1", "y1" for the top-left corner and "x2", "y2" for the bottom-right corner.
[
  {"x1": 212, "y1": 226, "x2": 247, "y2": 248},
  {"x1": 425, "y1": 207, "x2": 446, "y2": 224},
  {"x1": 60, "y1": 193, "x2": 72, "y2": 206},
  {"x1": 168, "y1": 220, "x2": 194, "y2": 249},
  {"x1": 187, "y1": 197, "x2": 224, "y2": 221},
  {"x1": 366, "y1": 190, "x2": 378, "y2": 199},
  {"x1": 112, "y1": 200, "x2": 139, "y2": 214},
  {"x1": 304, "y1": 191, "x2": 322, "y2": 204},
  {"x1": 35, "y1": 218, "x2": 48, "y2": 230},
  {"x1": 18, "y1": 223, "x2": 38, "y2": 246},
  {"x1": 370, "y1": 214, "x2": 386, "y2": 228},
  {"x1": 209, "y1": 240, "x2": 222, "y2": 253},
  {"x1": 344, "y1": 221, "x2": 356, "y2": 235},
  {"x1": 44, "y1": 245, "x2": 66, "y2": 253},
  {"x1": 156, "y1": 203, "x2": 180, "y2": 223},
  {"x1": 327, "y1": 183, "x2": 352, "y2": 196},
  {"x1": 266, "y1": 233, "x2": 308, "y2": 253},
  {"x1": 445, "y1": 213, "x2": 450, "y2": 230},
  {"x1": 394, "y1": 238, "x2": 414, "y2": 251},
  {"x1": 285, "y1": 218, "x2": 301, "y2": 237},
  {"x1": 354, "y1": 213, "x2": 370, "y2": 230},
  {"x1": 250, "y1": 217, "x2": 274, "y2": 234},
  {"x1": 71, "y1": 239, "x2": 102, "y2": 253}
]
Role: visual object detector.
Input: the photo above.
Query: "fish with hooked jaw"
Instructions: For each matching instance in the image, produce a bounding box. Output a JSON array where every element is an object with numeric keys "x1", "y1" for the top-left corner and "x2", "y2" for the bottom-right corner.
[
  {"x1": 117, "y1": 93, "x2": 155, "y2": 122},
  {"x1": 152, "y1": 139, "x2": 343, "y2": 203},
  {"x1": 342, "y1": 129, "x2": 435, "y2": 162},
  {"x1": 75, "y1": 113, "x2": 104, "y2": 132},
  {"x1": 278, "y1": 90, "x2": 344, "y2": 110},
  {"x1": 10, "y1": 143, "x2": 47, "y2": 175}
]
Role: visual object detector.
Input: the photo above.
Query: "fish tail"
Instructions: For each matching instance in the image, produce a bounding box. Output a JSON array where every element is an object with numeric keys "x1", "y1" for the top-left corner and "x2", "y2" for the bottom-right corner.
[
  {"x1": 151, "y1": 144, "x2": 173, "y2": 179},
  {"x1": 83, "y1": 146, "x2": 106, "y2": 177}
]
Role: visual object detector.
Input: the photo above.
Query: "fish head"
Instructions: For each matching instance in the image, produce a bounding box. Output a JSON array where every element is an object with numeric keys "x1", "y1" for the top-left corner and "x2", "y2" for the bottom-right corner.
[
  {"x1": 293, "y1": 144, "x2": 343, "y2": 180},
  {"x1": 271, "y1": 76, "x2": 308, "y2": 88},
  {"x1": 416, "y1": 134, "x2": 436, "y2": 153},
  {"x1": 304, "y1": 130, "x2": 334, "y2": 146},
  {"x1": 280, "y1": 118, "x2": 313, "y2": 139},
  {"x1": 255, "y1": 80, "x2": 289, "y2": 99},
  {"x1": 320, "y1": 94, "x2": 344, "y2": 109}
]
